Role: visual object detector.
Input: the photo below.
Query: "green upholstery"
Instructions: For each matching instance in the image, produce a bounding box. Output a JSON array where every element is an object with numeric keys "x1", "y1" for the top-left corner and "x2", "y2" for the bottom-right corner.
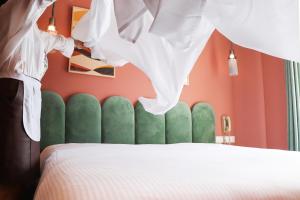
[
  {"x1": 102, "y1": 96, "x2": 135, "y2": 144},
  {"x1": 165, "y1": 102, "x2": 192, "y2": 144},
  {"x1": 40, "y1": 91, "x2": 65, "y2": 150},
  {"x1": 41, "y1": 92, "x2": 217, "y2": 149},
  {"x1": 135, "y1": 102, "x2": 165, "y2": 144},
  {"x1": 192, "y1": 103, "x2": 215, "y2": 143},
  {"x1": 66, "y1": 94, "x2": 101, "y2": 143}
]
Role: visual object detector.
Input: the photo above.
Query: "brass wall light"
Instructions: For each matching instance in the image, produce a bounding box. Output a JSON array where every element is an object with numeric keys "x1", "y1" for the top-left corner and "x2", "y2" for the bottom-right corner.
[{"x1": 47, "y1": 2, "x2": 57, "y2": 34}]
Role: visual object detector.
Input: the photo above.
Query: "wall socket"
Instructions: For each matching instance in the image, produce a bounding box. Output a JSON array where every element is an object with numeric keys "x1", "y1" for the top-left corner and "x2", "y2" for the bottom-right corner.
[{"x1": 216, "y1": 136, "x2": 235, "y2": 144}]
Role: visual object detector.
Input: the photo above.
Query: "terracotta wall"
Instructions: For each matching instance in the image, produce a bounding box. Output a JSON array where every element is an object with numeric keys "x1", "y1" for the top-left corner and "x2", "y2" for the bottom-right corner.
[
  {"x1": 232, "y1": 48, "x2": 268, "y2": 148},
  {"x1": 262, "y1": 55, "x2": 287, "y2": 149},
  {"x1": 38, "y1": 0, "x2": 287, "y2": 149},
  {"x1": 231, "y1": 46, "x2": 287, "y2": 149}
]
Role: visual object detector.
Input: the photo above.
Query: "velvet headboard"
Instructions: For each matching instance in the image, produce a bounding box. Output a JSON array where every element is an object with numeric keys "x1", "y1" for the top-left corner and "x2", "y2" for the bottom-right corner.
[{"x1": 40, "y1": 91, "x2": 216, "y2": 150}]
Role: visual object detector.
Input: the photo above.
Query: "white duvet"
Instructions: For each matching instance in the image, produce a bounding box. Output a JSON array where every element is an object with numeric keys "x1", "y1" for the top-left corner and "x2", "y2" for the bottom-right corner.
[{"x1": 35, "y1": 143, "x2": 300, "y2": 200}]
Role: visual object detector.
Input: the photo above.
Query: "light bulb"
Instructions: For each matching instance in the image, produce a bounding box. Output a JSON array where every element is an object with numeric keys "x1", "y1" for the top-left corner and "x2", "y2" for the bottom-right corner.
[
  {"x1": 48, "y1": 24, "x2": 56, "y2": 32},
  {"x1": 229, "y1": 51, "x2": 235, "y2": 59}
]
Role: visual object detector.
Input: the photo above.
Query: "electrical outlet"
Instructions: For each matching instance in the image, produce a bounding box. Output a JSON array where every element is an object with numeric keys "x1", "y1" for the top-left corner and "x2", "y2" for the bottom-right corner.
[
  {"x1": 216, "y1": 136, "x2": 224, "y2": 144},
  {"x1": 215, "y1": 136, "x2": 235, "y2": 144},
  {"x1": 224, "y1": 136, "x2": 235, "y2": 144}
]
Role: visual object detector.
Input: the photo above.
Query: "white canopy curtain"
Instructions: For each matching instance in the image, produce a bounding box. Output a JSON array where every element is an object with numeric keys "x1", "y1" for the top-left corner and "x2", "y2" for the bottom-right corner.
[
  {"x1": 286, "y1": 61, "x2": 300, "y2": 151},
  {"x1": 73, "y1": 0, "x2": 300, "y2": 115}
]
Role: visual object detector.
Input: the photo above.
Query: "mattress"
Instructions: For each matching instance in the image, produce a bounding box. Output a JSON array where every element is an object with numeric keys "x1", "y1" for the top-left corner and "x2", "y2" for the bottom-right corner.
[{"x1": 34, "y1": 143, "x2": 300, "y2": 200}]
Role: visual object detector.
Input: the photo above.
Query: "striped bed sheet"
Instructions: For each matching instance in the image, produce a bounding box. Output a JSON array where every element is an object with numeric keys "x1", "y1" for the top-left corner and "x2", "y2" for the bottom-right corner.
[{"x1": 35, "y1": 143, "x2": 300, "y2": 200}]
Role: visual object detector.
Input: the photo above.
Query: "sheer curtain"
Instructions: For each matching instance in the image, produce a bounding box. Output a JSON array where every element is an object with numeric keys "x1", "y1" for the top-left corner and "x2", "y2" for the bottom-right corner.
[{"x1": 285, "y1": 61, "x2": 300, "y2": 151}]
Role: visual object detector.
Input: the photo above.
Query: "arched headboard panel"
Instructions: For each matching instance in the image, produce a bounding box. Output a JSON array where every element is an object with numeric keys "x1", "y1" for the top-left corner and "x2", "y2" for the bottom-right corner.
[
  {"x1": 40, "y1": 92, "x2": 216, "y2": 150},
  {"x1": 135, "y1": 102, "x2": 165, "y2": 144},
  {"x1": 66, "y1": 94, "x2": 101, "y2": 143},
  {"x1": 41, "y1": 91, "x2": 65, "y2": 150},
  {"x1": 102, "y1": 96, "x2": 135, "y2": 144},
  {"x1": 192, "y1": 103, "x2": 216, "y2": 143},
  {"x1": 165, "y1": 102, "x2": 192, "y2": 144}
]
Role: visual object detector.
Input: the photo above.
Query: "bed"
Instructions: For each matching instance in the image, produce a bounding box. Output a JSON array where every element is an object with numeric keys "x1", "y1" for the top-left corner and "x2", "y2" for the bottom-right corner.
[{"x1": 34, "y1": 92, "x2": 300, "y2": 200}]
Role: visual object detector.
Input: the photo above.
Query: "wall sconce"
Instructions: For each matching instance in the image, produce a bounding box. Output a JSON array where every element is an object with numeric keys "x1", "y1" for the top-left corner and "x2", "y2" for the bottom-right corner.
[
  {"x1": 221, "y1": 115, "x2": 233, "y2": 144},
  {"x1": 47, "y1": 2, "x2": 57, "y2": 34},
  {"x1": 228, "y1": 42, "x2": 238, "y2": 76},
  {"x1": 222, "y1": 115, "x2": 232, "y2": 134}
]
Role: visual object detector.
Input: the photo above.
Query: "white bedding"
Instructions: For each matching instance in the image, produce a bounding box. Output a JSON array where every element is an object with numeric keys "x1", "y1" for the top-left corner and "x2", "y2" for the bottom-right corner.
[{"x1": 35, "y1": 143, "x2": 300, "y2": 200}]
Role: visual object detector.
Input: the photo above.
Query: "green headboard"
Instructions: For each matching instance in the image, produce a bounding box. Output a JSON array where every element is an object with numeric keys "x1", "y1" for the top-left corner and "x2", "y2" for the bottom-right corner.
[
  {"x1": 102, "y1": 96, "x2": 135, "y2": 144},
  {"x1": 41, "y1": 91, "x2": 216, "y2": 150},
  {"x1": 66, "y1": 94, "x2": 102, "y2": 143}
]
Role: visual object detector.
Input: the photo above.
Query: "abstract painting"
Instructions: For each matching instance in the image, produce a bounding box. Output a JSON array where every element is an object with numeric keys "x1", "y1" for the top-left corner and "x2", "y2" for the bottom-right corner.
[{"x1": 69, "y1": 6, "x2": 115, "y2": 78}]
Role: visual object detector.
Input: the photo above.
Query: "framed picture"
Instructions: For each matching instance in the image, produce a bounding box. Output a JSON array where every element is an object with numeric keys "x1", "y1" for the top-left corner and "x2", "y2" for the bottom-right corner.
[{"x1": 69, "y1": 6, "x2": 115, "y2": 78}]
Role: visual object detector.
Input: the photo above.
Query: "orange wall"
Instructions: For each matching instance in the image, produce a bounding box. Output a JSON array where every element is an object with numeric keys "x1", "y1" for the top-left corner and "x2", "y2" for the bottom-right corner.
[
  {"x1": 231, "y1": 46, "x2": 287, "y2": 149},
  {"x1": 38, "y1": 0, "x2": 287, "y2": 149},
  {"x1": 232, "y1": 48, "x2": 267, "y2": 148},
  {"x1": 262, "y1": 55, "x2": 288, "y2": 149}
]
